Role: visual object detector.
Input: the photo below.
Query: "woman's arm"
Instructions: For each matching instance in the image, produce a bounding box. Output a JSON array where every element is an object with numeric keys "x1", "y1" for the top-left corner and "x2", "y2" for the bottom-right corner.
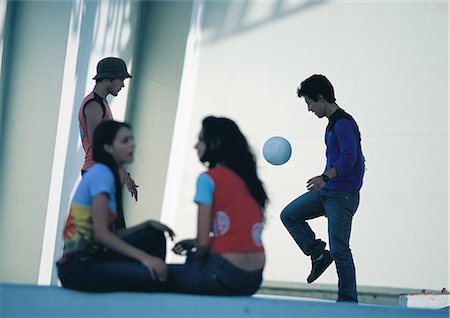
[
  {"x1": 116, "y1": 220, "x2": 175, "y2": 241},
  {"x1": 194, "y1": 204, "x2": 212, "y2": 259},
  {"x1": 91, "y1": 194, "x2": 167, "y2": 281},
  {"x1": 172, "y1": 204, "x2": 212, "y2": 258}
]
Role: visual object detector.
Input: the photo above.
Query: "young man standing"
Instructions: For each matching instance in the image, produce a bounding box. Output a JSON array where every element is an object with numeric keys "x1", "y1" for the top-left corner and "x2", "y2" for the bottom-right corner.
[
  {"x1": 280, "y1": 74, "x2": 365, "y2": 302},
  {"x1": 78, "y1": 57, "x2": 138, "y2": 201}
]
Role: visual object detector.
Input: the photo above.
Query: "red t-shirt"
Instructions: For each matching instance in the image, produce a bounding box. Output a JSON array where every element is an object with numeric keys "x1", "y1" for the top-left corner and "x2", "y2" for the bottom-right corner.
[
  {"x1": 78, "y1": 92, "x2": 113, "y2": 172},
  {"x1": 199, "y1": 166, "x2": 264, "y2": 253}
]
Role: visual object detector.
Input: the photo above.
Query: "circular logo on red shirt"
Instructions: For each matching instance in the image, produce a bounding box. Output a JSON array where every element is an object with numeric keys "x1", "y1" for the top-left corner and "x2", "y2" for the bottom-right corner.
[
  {"x1": 213, "y1": 211, "x2": 230, "y2": 236},
  {"x1": 251, "y1": 223, "x2": 263, "y2": 247}
]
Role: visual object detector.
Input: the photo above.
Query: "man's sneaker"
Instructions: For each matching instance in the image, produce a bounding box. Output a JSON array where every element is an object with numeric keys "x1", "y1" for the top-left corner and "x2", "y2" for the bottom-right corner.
[{"x1": 307, "y1": 250, "x2": 333, "y2": 283}]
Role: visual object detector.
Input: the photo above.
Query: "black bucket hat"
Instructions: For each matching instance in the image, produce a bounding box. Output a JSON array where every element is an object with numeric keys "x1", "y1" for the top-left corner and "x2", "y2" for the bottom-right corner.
[{"x1": 93, "y1": 57, "x2": 132, "y2": 80}]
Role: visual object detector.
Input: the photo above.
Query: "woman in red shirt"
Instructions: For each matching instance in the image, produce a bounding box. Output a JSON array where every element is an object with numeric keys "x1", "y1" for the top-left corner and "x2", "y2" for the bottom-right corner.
[{"x1": 166, "y1": 116, "x2": 268, "y2": 295}]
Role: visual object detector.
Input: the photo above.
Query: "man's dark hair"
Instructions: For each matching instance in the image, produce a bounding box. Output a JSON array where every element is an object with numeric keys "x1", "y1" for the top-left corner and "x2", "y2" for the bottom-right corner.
[
  {"x1": 95, "y1": 78, "x2": 114, "y2": 84},
  {"x1": 297, "y1": 74, "x2": 336, "y2": 103}
]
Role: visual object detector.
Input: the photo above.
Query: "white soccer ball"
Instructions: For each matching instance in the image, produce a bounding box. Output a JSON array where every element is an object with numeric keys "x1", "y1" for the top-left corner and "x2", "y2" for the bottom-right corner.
[{"x1": 262, "y1": 136, "x2": 292, "y2": 165}]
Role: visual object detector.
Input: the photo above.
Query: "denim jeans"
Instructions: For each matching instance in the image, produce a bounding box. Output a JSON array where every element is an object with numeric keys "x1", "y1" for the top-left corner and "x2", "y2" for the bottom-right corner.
[
  {"x1": 280, "y1": 189, "x2": 360, "y2": 302},
  {"x1": 165, "y1": 253, "x2": 263, "y2": 296},
  {"x1": 57, "y1": 226, "x2": 167, "y2": 292}
]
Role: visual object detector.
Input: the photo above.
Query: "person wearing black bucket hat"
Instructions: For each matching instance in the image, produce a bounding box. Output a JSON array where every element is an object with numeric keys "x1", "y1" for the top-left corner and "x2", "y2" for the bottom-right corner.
[
  {"x1": 78, "y1": 57, "x2": 138, "y2": 202},
  {"x1": 93, "y1": 57, "x2": 132, "y2": 80}
]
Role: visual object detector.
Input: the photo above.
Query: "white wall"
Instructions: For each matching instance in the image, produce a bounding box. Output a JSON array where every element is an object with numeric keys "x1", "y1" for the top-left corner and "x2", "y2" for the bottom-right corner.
[
  {"x1": 0, "y1": 0, "x2": 193, "y2": 285},
  {"x1": 0, "y1": 1, "x2": 72, "y2": 283},
  {"x1": 164, "y1": 0, "x2": 448, "y2": 290},
  {"x1": 0, "y1": 0, "x2": 447, "y2": 292},
  {"x1": 123, "y1": 0, "x2": 193, "y2": 227},
  {"x1": 0, "y1": 0, "x2": 8, "y2": 132},
  {"x1": 0, "y1": 0, "x2": 140, "y2": 284}
]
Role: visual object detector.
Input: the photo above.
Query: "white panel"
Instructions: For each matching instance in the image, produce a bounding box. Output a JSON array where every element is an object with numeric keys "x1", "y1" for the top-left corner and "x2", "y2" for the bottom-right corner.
[
  {"x1": 0, "y1": 0, "x2": 72, "y2": 283},
  {"x1": 399, "y1": 293, "x2": 450, "y2": 309},
  {"x1": 165, "y1": 0, "x2": 448, "y2": 290}
]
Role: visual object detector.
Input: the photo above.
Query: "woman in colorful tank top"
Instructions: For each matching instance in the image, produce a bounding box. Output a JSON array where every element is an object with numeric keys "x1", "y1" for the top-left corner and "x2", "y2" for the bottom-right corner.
[
  {"x1": 57, "y1": 120, "x2": 174, "y2": 292},
  {"x1": 166, "y1": 116, "x2": 269, "y2": 295}
]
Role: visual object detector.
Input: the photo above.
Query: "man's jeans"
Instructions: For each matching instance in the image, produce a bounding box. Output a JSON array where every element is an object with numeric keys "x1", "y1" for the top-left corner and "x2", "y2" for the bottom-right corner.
[{"x1": 280, "y1": 189, "x2": 360, "y2": 302}]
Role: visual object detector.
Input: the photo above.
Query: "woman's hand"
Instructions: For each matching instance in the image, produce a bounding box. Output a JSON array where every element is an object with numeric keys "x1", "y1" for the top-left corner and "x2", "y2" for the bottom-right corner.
[
  {"x1": 172, "y1": 239, "x2": 197, "y2": 255},
  {"x1": 140, "y1": 255, "x2": 168, "y2": 282},
  {"x1": 147, "y1": 220, "x2": 175, "y2": 241},
  {"x1": 92, "y1": 195, "x2": 168, "y2": 281}
]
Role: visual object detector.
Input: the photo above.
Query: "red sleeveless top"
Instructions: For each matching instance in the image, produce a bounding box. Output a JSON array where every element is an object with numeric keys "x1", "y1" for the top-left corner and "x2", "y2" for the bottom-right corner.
[
  {"x1": 78, "y1": 92, "x2": 113, "y2": 172},
  {"x1": 206, "y1": 166, "x2": 264, "y2": 253}
]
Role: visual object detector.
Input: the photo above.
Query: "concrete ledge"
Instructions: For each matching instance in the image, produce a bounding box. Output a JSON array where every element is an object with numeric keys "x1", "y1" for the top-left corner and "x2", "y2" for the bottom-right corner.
[
  {"x1": 399, "y1": 291, "x2": 450, "y2": 309},
  {"x1": 259, "y1": 281, "x2": 432, "y2": 305},
  {"x1": 1, "y1": 283, "x2": 449, "y2": 317}
]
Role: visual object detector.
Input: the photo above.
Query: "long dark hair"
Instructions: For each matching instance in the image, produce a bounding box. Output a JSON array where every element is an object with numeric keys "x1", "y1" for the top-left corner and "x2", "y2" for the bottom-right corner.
[
  {"x1": 200, "y1": 116, "x2": 268, "y2": 210},
  {"x1": 92, "y1": 120, "x2": 132, "y2": 230}
]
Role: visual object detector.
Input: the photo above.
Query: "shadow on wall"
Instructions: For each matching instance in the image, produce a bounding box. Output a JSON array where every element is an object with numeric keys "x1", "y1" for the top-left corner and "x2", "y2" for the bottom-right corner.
[
  {"x1": 201, "y1": 0, "x2": 328, "y2": 45},
  {"x1": 0, "y1": 2, "x2": 15, "y2": 158}
]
